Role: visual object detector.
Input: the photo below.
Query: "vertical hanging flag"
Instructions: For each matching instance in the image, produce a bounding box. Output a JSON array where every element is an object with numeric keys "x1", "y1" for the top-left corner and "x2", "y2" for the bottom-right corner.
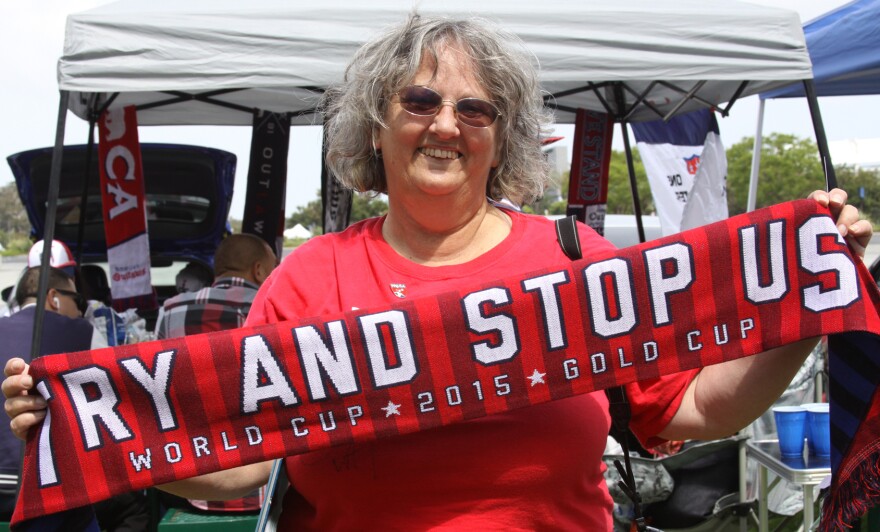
[
  {"x1": 242, "y1": 111, "x2": 290, "y2": 259},
  {"x1": 632, "y1": 109, "x2": 728, "y2": 235},
  {"x1": 566, "y1": 109, "x2": 613, "y2": 236},
  {"x1": 321, "y1": 139, "x2": 352, "y2": 234},
  {"x1": 97, "y1": 106, "x2": 155, "y2": 312}
]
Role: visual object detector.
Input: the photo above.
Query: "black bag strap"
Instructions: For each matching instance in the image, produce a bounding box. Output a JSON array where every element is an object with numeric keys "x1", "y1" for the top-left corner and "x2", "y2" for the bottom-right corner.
[{"x1": 555, "y1": 215, "x2": 648, "y2": 532}]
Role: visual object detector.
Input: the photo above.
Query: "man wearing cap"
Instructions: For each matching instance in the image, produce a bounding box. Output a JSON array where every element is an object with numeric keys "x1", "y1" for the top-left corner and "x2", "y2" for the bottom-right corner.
[
  {"x1": 0, "y1": 267, "x2": 107, "y2": 519},
  {"x1": 26, "y1": 239, "x2": 78, "y2": 277},
  {"x1": 0, "y1": 267, "x2": 153, "y2": 528},
  {"x1": 3, "y1": 240, "x2": 80, "y2": 317}
]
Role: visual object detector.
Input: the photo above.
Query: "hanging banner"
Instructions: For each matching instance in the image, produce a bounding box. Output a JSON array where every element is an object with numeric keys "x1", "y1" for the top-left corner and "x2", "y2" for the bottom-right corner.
[
  {"x1": 566, "y1": 109, "x2": 613, "y2": 235},
  {"x1": 11, "y1": 199, "x2": 880, "y2": 530},
  {"x1": 97, "y1": 106, "x2": 155, "y2": 312},
  {"x1": 242, "y1": 111, "x2": 290, "y2": 258},
  {"x1": 632, "y1": 108, "x2": 728, "y2": 236},
  {"x1": 321, "y1": 144, "x2": 352, "y2": 234}
]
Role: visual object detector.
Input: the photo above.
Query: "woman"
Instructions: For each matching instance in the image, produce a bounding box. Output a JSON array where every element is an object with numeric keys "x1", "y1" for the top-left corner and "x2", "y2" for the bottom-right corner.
[{"x1": 4, "y1": 14, "x2": 872, "y2": 530}]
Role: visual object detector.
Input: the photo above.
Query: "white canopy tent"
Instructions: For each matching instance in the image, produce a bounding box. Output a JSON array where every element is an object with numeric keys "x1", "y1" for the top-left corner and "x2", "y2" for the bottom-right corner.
[{"x1": 58, "y1": 0, "x2": 812, "y2": 125}]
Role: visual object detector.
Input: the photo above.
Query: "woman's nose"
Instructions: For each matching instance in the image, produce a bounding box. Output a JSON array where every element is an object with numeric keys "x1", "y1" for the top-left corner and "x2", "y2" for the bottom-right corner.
[{"x1": 431, "y1": 102, "x2": 460, "y2": 138}]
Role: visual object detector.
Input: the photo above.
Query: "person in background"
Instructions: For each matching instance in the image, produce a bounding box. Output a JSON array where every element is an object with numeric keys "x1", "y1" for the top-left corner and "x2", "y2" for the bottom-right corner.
[
  {"x1": 155, "y1": 234, "x2": 276, "y2": 340},
  {"x1": 155, "y1": 233, "x2": 276, "y2": 513},
  {"x1": 3, "y1": 239, "x2": 79, "y2": 316},
  {"x1": 3, "y1": 14, "x2": 873, "y2": 530},
  {"x1": 0, "y1": 267, "x2": 148, "y2": 529},
  {"x1": 174, "y1": 261, "x2": 215, "y2": 294}
]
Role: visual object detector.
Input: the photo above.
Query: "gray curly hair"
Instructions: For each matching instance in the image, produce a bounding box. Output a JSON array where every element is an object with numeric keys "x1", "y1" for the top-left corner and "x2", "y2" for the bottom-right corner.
[{"x1": 322, "y1": 13, "x2": 555, "y2": 205}]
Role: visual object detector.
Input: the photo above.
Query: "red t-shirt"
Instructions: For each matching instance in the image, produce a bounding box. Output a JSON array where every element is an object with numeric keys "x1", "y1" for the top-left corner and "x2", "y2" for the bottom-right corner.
[{"x1": 246, "y1": 209, "x2": 697, "y2": 531}]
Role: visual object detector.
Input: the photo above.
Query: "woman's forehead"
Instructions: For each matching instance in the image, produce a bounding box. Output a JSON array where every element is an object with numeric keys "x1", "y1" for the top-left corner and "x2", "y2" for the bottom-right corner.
[{"x1": 409, "y1": 44, "x2": 486, "y2": 92}]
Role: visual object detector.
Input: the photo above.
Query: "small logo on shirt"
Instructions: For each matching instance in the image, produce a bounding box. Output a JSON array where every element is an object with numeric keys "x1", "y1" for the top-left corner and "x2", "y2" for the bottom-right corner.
[{"x1": 390, "y1": 283, "x2": 407, "y2": 298}]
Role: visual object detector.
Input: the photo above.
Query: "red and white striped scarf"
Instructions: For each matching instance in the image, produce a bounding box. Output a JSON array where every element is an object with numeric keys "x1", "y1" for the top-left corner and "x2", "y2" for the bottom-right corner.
[{"x1": 12, "y1": 199, "x2": 880, "y2": 528}]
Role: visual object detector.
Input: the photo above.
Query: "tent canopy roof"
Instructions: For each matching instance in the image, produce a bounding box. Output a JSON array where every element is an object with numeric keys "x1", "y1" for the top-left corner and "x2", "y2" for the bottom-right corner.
[
  {"x1": 60, "y1": 0, "x2": 813, "y2": 125},
  {"x1": 761, "y1": 0, "x2": 880, "y2": 99}
]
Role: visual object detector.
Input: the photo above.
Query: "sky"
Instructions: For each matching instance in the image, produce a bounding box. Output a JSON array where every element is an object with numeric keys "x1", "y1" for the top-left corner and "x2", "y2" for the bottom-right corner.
[{"x1": 2, "y1": 0, "x2": 878, "y2": 220}]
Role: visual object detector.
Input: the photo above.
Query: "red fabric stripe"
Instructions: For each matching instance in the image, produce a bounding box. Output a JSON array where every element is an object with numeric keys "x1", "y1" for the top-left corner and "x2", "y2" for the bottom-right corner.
[{"x1": 12, "y1": 199, "x2": 880, "y2": 524}]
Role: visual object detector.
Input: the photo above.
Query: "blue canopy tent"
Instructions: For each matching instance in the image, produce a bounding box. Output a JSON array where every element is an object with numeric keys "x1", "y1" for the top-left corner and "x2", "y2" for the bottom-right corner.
[{"x1": 747, "y1": 0, "x2": 880, "y2": 211}]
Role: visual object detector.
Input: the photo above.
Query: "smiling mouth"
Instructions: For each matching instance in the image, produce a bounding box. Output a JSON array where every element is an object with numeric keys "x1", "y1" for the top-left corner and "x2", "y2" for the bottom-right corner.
[{"x1": 420, "y1": 147, "x2": 460, "y2": 160}]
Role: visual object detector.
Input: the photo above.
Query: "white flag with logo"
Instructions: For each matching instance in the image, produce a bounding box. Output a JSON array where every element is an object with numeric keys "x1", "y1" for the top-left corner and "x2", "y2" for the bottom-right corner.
[{"x1": 631, "y1": 109, "x2": 728, "y2": 235}]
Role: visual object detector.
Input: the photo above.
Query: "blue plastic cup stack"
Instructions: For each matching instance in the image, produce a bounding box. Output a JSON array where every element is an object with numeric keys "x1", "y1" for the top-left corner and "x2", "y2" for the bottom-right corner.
[
  {"x1": 804, "y1": 403, "x2": 831, "y2": 458},
  {"x1": 773, "y1": 405, "x2": 807, "y2": 457}
]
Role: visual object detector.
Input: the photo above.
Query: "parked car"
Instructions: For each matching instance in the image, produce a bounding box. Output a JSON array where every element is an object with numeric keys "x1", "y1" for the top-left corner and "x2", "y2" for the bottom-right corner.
[{"x1": 6, "y1": 143, "x2": 236, "y2": 326}]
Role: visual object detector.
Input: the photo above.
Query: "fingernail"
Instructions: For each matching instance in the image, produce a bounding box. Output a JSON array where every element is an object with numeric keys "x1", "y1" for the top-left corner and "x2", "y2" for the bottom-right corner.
[
  {"x1": 831, "y1": 193, "x2": 844, "y2": 204},
  {"x1": 838, "y1": 224, "x2": 848, "y2": 236},
  {"x1": 21, "y1": 376, "x2": 33, "y2": 389}
]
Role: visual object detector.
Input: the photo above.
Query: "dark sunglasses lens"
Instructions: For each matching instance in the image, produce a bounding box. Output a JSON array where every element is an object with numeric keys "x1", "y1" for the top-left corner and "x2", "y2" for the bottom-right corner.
[
  {"x1": 399, "y1": 86, "x2": 441, "y2": 115},
  {"x1": 456, "y1": 99, "x2": 499, "y2": 127},
  {"x1": 76, "y1": 295, "x2": 88, "y2": 314}
]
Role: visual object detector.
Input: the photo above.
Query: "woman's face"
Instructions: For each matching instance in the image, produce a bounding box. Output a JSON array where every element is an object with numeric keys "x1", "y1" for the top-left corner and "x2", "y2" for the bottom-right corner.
[{"x1": 377, "y1": 44, "x2": 502, "y2": 204}]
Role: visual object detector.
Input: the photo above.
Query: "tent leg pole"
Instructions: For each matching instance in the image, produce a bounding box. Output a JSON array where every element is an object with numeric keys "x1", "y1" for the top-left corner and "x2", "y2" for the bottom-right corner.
[
  {"x1": 76, "y1": 117, "x2": 97, "y2": 264},
  {"x1": 31, "y1": 90, "x2": 70, "y2": 361},
  {"x1": 620, "y1": 121, "x2": 646, "y2": 243},
  {"x1": 803, "y1": 79, "x2": 837, "y2": 191},
  {"x1": 20, "y1": 89, "x2": 69, "y2": 507},
  {"x1": 746, "y1": 99, "x2": 765, "y2": 213},
  {"x1": 614, "y1": 83, "x2": 646, "y2": 243}
]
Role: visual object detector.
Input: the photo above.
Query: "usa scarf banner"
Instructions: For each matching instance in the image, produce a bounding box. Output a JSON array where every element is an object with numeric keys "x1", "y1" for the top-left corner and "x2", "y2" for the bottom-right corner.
[
  {"x1": 11, "y1": 200, "x2": 880, "y2": 528},
  {"x1": 632, "y1": 108, "x2": 728, "y2": 236},
  {"x1": 97, "y1": 106, "x2": 156, "y2": 312},
  {"x1": 242, "y1": 110, "x2": 290, "y2": 258},
  {"x1": 566, "y1": 109, "x2": 613, "y2": 235}
]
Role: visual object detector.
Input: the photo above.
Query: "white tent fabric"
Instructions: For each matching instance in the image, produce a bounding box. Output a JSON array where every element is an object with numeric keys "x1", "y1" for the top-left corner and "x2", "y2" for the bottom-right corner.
[{"x1": 59, "y1": 0, "x2": 813, "y2": 126}]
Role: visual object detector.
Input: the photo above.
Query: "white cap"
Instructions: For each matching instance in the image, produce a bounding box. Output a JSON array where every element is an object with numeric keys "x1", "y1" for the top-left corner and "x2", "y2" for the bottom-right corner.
[{"x1": 27, "y1": 239, "x2": 77, "y2": 270}]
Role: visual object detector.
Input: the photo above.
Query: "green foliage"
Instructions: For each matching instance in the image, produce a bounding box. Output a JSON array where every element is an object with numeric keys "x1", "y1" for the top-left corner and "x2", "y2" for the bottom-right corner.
[
  {"x1": 726, "y1": 134, "x2": 826, "y2": 215},
  {"x1": 0, "y1": 182, "x2": 31, "y2": 253},
  {"x1": 606, "y1": 149, "x2": 654, "y2": 215},
  {"x1": 350, "y1": 193, "x2": 389, "y2": 221},
  {"x1": 834, "y1": 165, "x2": 880, "y2": 226},
  {"x1": 286, "y1": 196, "x2": 323, "y2": 234},
  {"x1": 286, "y1": 191, "x2": 388, "y2": 235},
  {"x1": 523, "y1": 150, "x2": 654, "y2": 216}
]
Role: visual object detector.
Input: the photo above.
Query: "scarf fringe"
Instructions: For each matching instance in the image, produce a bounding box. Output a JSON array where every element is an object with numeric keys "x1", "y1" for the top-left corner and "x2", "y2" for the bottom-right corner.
[{"x1": 820, "y1": 450, "x2": 880, "y2": 531}]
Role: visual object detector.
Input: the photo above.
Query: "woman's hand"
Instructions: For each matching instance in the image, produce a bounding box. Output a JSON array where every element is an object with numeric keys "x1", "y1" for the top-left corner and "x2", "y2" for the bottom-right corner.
[
  {"x1": 809, "y1": 188, "x2": 873, "y2": 258},
  {"x1": 2, "y1": 358, "x2": 47, "y2": 440}
]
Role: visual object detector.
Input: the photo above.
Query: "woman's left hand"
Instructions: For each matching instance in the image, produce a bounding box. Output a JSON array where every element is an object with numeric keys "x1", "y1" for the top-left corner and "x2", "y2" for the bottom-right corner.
[{"x1": 808, "y1": 188, "x2": 873, "y2": 259}]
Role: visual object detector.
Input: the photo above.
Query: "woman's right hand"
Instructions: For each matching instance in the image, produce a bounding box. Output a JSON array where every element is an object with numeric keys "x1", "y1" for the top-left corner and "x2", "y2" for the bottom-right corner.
[{"x1": 3, "y1": 358, "x2": 47, "y2": 440}]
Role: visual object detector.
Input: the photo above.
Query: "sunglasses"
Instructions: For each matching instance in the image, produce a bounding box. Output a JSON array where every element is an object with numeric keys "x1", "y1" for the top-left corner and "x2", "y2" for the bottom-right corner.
[
  {"x1": 396, "y1": 85, "x2": 502, "y2": 128},
  {"x1": 55, "y1": 288, "x2": 88, "y2": 315}
]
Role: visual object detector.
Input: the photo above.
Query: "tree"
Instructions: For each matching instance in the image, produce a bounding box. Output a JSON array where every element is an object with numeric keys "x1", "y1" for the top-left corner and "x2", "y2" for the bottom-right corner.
[
  {"x1": 0, "y1": 182, "x2": 32, "y2": 253},
  {"x1": 523, "y1": 150, "x2": 654, "y2": 216},
  {"x1": 834, "y1": 165, "x2": 880, "y2": 225},
  {"x1": 350, "y1": 193, "x2": 389, "y2": 221},
  {"x1": 726, "y1": 134, "x2": 825, "y2": 216},
  {"x1": 286, "y1": 191, "x2": 388, "y2": 234},
  {"x1": 606, "y1": 149, "x2": 653, "y2": 215},
  {"x1": 286, "y1": 196, "x2": 323, "y2": 233}
]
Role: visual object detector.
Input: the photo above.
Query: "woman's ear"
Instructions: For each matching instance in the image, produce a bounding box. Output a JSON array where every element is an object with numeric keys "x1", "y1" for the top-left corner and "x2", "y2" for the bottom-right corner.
[{"x1": 373, "y1": 129, "x2": 382, "y2": 153}]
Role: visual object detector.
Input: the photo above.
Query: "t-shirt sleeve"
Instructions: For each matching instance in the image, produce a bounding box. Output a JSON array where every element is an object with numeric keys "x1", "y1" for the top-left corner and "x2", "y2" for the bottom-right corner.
[
  {"x1": 245, "y1": 238, "x2": 340, "y2": 328},
  {"x1": 626, "y1": 368, "x2": 699, "y2": 449},
  {"x1": 245, "y1": 267, "x2": 284, "y2": 327}
]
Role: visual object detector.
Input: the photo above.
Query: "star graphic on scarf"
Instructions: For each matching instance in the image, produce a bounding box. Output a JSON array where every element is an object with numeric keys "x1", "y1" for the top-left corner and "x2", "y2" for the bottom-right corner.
[
  {"x1": 527, "y1": 369, "x2": 546, "y2": 387},
  {"x1": 382, "y1": 401, "x2": 402, "y2": 417}
]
